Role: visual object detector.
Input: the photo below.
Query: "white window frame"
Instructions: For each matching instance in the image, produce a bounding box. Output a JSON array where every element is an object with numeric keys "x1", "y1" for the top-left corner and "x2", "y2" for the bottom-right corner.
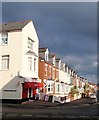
[
  {"x1": 1, "y1": 33, "x2": 8, "y2": 45},
  {"x1": 34, "y1": 58, "x2": 36, "y2": 71},
  {"x1": 2, "y1": 55, "x2": 9, "y2": 70},
  {"x1": 55, "y1": 83, "x2": 60, "y2": 93},
  {"x1": 28, "y1": 37, "x2": 34, "y2": 50},
  {"x1": 65, "y1": 85, "x2": 69, "y2": 93},
  {"x1": 45, "y1": 53, "x2": 48, "y2": 61},
  {"x1": 27, "y1": 57, "x2": 32, "y2": 71},
  {"x1": 53, "y1": 57, "x2": 55, "y2": 65},
  {"x1": 60, "y1": 83, "x2": 64, "y2": 94},
  {"x1": 47, "y1": 82, "x2": 53, "y2": 93}
]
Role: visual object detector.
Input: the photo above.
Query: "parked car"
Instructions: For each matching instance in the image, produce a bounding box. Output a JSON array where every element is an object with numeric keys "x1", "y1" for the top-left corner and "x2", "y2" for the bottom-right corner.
[{"x1": 89, "y1": 93, "x2": 96, "y2": 99}]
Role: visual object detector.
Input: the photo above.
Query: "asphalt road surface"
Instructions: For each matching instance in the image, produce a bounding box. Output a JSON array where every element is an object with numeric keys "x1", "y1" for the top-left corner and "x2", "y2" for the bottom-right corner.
[{"x1": 0, "y1": 98, "x2": 99, "y2": 119}]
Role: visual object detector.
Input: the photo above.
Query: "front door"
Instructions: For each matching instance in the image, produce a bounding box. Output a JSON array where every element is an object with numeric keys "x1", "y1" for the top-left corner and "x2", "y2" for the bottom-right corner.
[
  {"x1": 29, "y1": 88, "x2": 32, "y2": 99},
  {"x1": 33, "y1": 88, "x2": 36, "y2": 100},
  {"x1": 22, "y1": 83, "x2": 28, "y2": 99}
]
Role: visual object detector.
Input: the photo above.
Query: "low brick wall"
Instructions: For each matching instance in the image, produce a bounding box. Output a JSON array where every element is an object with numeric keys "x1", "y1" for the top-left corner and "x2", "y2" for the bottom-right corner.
[{"x1": 52, "y1": 95, "x2": 66, "y2": 103}]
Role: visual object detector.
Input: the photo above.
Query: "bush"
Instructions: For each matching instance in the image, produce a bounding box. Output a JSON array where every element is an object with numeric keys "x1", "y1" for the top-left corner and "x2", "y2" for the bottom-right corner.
[{"x1": 69, "y1": 86, "x2": 78, "y2": 97}]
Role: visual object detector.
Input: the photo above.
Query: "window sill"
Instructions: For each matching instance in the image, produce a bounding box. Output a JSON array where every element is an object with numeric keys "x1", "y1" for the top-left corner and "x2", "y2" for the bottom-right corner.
[
  {"x1": 0, "y1": 44, "x2": 8, "y2": 46},
  {"x1": 55, "y1": 92, "x2": 60, "y2": 93},
  {"x1": 1, "y1": 69, "x2": 9, "y2": 71}
]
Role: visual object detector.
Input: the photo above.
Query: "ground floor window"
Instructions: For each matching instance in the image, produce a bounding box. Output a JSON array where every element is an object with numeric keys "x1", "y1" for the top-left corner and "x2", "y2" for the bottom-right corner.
[
  {"x1": 47, "y1": 82, "x2": 53, "y2": 93},
  {"x1": 65, "y1": 85, "x2": 70, "y2": 93},
  {"x1": 55, "y1": 83, "x2": 60, "y2": 93},
  {"x1": 2, "y1": 55, "x2": 9, "y2": 70},
  {"x1": 60, "y1": 83, "x2": 65, "y2": 93}
]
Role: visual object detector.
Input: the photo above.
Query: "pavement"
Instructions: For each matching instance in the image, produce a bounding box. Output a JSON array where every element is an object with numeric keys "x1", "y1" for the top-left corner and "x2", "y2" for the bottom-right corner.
[
  {"x1": 2, "y1": 98, "x2": 99, "y2": 109},
  {"x1": 1, "y1": 100, "x2": 61, "y2": 109},
  {"x1": 21, "y1": 100, "x2": 60, "y2": 107},
  {"x1": 20, "y1": 98, "x2": 98, "y2": 107}
]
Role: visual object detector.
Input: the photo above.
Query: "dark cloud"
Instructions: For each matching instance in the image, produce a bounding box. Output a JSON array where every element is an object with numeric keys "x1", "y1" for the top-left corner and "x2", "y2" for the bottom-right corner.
[{"x1": 2, "y1": 2, "x2": 97, "y2": 83}]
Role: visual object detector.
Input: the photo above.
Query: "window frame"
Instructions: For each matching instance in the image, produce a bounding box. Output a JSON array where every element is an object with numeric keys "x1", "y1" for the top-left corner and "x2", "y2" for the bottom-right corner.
[
  {"x1": 47, "y1": 82, "x2": 53, "y2": 93},
  {"x1": 28, "y1": 37, "x2": 34, "y2": 50},
  {"x1": 55, "y1": 83, "x2": 60, "y2": 93},
  {"x1": 2, "y1": 55, "x2": 10, "y2": 70},
  {"x1": 53, "y1": 68, "x2": 55, "y2": 79},
  {"x1": 27, "y1": 57, "x2": 32, "y2": 71},
  {"x1": 48, "y1": 66, "x2": 51, "y2": 77},
  {"x1": 34, "y1": 58, "x2": 36, "y2": 71},
  {"x1": 56, "y1": 69, "x2": 59, "y2": 79},
  {"x1": 45, "y1": 64, "x2": 48, "y2": 76},
  {"x1": 1, "y1": 33, "x2": 8, "y2": 45}
]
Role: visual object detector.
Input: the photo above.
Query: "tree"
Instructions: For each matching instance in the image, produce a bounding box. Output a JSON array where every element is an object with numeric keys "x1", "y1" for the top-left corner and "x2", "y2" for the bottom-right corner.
[
  {"x1": 83, "y1": 83, "x2": 89, "y2": 95},
  {"x1": 69, "y1": 86, "x2": 78, "y2": 97}
]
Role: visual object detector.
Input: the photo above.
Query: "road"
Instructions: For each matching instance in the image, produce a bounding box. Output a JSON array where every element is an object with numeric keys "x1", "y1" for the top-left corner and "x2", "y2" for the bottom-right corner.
[{"x1": 0, "y1": 98, "x2": 99, "y2": 119}]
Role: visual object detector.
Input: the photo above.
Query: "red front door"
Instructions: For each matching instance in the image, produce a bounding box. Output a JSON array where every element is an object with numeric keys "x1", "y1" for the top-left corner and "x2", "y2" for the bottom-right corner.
[
  {"x1": 22, "y1": 84, "x2": 28, "y2": 98},
  {"x1": 33, "y1": 88, "x2": 36, "y2": 95},
  {"x1": 33, "y1": 88, "x2": 37, "y2": 99}
]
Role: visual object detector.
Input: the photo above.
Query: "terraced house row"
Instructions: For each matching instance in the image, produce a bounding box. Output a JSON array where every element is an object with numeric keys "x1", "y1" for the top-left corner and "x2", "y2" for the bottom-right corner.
[{"x1": 0, "y1": 20, "x2": 96, "y2": 103}]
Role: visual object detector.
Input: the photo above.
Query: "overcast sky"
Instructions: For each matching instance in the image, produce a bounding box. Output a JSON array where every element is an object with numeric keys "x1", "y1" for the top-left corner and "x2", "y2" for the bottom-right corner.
[{"x1": 2, "y1": 2, "x2": 97, "y2": 83}]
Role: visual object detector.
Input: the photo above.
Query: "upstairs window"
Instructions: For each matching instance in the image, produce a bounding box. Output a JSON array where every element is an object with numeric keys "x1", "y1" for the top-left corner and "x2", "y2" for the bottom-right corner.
[
  {"x1": 34, "y1": 58, "x2": 36, "y2": 71},
  {"x1": 45, "y1": 53, "x2": 48, "y2": 61},
  {"x1": 45, "y1": 65, "x2": 47, "y2": 76},
  {"x1": 2, "y1": 55, "x2": 9, "y2": 70},
  {"x1": 48, "y1": 66, "x2": 51, "y2": 77},
  {"x1": 56, "y1": 70, "x2": 59, "y2": 79},
  {"x1": 1, "y1": 33, "x2": 8, "y2": 45},
  {"x1": 28, "y1": 37, "x2": 34, "y2": 50},
  {"x1": 53, "y1": 58, "x2": 55, "y2": 65},
  {"x1": 53, "y1": 68, "x2": 55, "y2": 79},
  {"x1": 27, "y1": 57, "x2": 32, "y2": 71}
]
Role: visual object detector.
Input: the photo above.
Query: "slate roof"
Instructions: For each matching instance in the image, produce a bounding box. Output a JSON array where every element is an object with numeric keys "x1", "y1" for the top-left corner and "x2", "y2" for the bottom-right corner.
[
  {"x1": 39, "y1": 47, "x2": 48, "y2": 52},
  {"x1": 56, "y1": 58, "x2": 61, "y2": 61},
  {"x1": 48, "y1": 54, "x2": 55, "y2": 58},
  {"x1": 0, "y1": 20, "x2": 31, "y2": 32}
]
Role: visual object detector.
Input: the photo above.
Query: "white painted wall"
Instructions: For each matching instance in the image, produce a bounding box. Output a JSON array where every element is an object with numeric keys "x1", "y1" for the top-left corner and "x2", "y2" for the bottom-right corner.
[
  {"x1": 59, "y1": 69, "x2": 70, "y2": 84},
  {"x1": 56, "y1": 60, "x2": 61, "y2": 69},
  {"x1": 0, "y1": 31, "x2": 22, "y2": 99},
  {"x1": 0, "y1": 21, "x2": 39, "y2": 99},
  {"x1": 61, "y1": 62, "x2": 65, "y2": 71},
  {"x1": 59, "y1": 69, "x2": 71, "y2": 95},
  {"x1": 0, "y1": 31, "x2": 22, "y2": 89},
  {"x1": 20, "y1": 21, "x2": 39, "y2": 78}
]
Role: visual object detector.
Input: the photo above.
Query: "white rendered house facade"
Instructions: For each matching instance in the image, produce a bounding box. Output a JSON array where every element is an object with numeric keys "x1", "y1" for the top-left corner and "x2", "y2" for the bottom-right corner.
[
  {"x1": 59, "y1": 66, "x2": 71, "y2": 96},
  {"x1": 0, "y1": 20, "x2": 40, "y2": 102},
  {"x1": 55, "y1": 59, "x2": 71, "y2": 96}
]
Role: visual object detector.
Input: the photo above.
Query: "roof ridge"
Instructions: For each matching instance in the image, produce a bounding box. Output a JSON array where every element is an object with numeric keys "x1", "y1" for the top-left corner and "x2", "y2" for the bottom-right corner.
[
  {"x1": 0, "y1": 20, "x2": 32, "y2": 25},
  {"x1": 39, "y1": 47, "x2": 48, "y2": 49},
  {"x1": 0, "y1": 20, "x2": 32, "y2": 32}
]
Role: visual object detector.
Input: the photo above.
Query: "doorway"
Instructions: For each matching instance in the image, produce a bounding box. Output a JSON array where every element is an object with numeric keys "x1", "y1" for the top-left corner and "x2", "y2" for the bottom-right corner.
[{"x1": 29, "y1": 88, "x2": 32, "y2": 99}]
